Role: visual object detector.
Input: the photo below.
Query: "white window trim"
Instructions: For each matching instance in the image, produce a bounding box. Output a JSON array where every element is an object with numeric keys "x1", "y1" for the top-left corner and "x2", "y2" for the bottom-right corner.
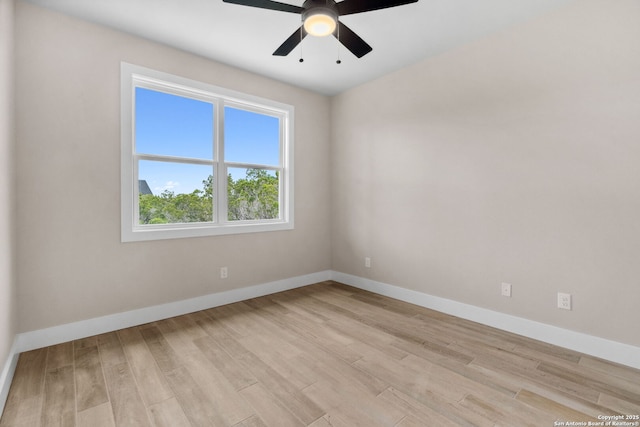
[{"x1": 121, "y1": 62, "x2": 294, "y2": 242}]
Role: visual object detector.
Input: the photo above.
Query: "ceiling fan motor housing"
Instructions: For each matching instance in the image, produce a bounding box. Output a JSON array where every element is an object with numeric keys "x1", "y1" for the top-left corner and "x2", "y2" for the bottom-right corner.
[
  {"x1": 302, "y1": 0, "x2": 339, "y2": 15},
  {"x1": 302, "y1": 0, "x2": 339, "y2": 37}
]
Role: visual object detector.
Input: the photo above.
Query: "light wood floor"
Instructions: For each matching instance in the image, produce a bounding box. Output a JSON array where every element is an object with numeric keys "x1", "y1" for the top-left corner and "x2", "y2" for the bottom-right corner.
[{"x1": 2, "y1": 281, "x2": 639, "y2": 426}]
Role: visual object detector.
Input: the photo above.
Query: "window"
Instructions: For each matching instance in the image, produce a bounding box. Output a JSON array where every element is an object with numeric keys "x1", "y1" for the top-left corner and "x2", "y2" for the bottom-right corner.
[{"x1": 121, "y1": 63, "x2": 294, "y2": 242}]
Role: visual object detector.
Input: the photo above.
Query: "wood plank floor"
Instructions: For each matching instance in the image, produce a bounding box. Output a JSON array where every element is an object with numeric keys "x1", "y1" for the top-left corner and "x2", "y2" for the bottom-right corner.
[{"x1": 2, "y1": 281, "x2": 639, "y2": 426}]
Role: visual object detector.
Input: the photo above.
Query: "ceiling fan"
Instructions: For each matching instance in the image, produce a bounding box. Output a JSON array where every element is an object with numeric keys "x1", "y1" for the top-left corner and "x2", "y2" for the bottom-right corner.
[{"x1": 222, "y1": 0, "x2": 419, "y2": 59}]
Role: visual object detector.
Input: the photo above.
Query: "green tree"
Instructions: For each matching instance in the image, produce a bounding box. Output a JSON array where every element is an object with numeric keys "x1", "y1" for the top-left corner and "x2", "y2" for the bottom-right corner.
[
  {"x1": 227, "y1": 169, "x2": 279, "y2": 221},
  {"x1": 139, "y1": 178, "x2": 213, "y2": 225},
  {"x1": 139, "y1": 170, "x2": 279, "y2": 224}
]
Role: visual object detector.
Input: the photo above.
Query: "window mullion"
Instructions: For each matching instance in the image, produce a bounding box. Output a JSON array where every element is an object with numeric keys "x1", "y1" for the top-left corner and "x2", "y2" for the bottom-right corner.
[
  {"x1": 225, "y1": 162, "x2": 280, "y2": 171},
  {"x1": 136, "y1": 153, "x2": 213, "y2": 166},
  {"x1": 217, "y1": 100, "x2": 227, "y2": 225},
  {"x1": 212, "y1": 98, "x2": 219, "y2": 224}
]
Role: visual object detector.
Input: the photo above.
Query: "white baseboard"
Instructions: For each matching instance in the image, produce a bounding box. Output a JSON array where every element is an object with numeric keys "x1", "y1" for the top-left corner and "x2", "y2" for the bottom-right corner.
[
  {"x1": 0, "y1": 337, "x2": 19, "y2": 416},
  {"x1": 332, "y1": 271, "x2": 640, "y2": 371},
  {"x1": 15, "y1": 270, "x2": 332, "y2": 354}
]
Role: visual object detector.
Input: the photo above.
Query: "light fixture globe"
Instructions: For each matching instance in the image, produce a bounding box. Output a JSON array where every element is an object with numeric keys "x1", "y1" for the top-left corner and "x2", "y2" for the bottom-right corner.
[{"x1": 303, "y1": 7, "x2": 337, "y2": 37}]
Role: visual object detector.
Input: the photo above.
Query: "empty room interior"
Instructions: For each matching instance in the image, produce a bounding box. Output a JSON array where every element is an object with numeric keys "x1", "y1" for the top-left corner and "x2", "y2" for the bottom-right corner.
[{"x1": 1, "y1": 0, "x2": 640, "y2": 425}]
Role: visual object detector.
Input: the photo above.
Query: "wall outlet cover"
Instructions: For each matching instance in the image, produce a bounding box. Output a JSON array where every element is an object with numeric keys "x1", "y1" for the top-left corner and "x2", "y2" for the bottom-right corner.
[
  {"x1": 557, "y1": 292, "x2": 571, "y2": 310},
  {"x1": 501, "y1": 282, "x2": 512, "y2": 297}
]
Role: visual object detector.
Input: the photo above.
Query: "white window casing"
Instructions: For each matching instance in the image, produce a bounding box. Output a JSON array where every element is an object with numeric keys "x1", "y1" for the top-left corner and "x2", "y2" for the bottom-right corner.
[{"x1": 121, "y1": 62, "x2": 294, "y2": 242}]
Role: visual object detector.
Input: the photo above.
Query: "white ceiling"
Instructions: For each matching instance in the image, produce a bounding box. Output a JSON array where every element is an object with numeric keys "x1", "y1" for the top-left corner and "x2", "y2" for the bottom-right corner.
[{"x1": 24, "y1": 0, "x2": 571, "y2": 95}]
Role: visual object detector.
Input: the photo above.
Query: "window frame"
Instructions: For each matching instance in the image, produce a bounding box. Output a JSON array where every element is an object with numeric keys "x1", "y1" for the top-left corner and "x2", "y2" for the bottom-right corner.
[{"x1": 121, "y1": 63, "x2": 294, "y2": 242}]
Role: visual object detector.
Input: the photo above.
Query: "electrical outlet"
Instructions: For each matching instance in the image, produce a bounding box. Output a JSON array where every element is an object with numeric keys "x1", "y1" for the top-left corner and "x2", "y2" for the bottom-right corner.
[
  {"x1": 365, "y1": 257, "x2": 371, "y2": 268},
  {"x1": 501, "y1": 282, "x2": 512, "y2": 297},
  {"x1": 220, "y1": 267, "x2": 228, "y2": 279},
  {"x1": 557, "y1": 292, "x2": 571, "y2": 310}
]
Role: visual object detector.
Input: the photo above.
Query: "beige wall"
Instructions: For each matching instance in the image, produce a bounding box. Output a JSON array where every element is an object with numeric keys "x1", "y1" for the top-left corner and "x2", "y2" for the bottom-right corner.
[
  {"x1": 331, "y1": 0, "x2": 640, "y2": 346},
  {"x1": 11, "y1": 0, "x2": 640, "y2": 350},
  {"x1": 15, "y1": 2, "x2": 332, "y2": 332},
  {"x1": 0, "y1": 0, "x2": 17, "y2": 370}
]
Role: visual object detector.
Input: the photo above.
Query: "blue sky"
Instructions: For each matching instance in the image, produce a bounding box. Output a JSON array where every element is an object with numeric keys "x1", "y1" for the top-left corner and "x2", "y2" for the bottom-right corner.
[{"x1": 135, "y1": 87, "x2": 280, "y2": 195}]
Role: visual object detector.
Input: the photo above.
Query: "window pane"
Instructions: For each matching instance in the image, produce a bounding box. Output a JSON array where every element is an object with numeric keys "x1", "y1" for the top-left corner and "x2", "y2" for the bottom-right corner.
[
  {"x1": 227, "y1": 168, "x2": 279, "y2": 221},
  {"x1": 138, "y1": 160, "x2": 213, "y2": 224},
  {"x1": 224, "y1": 107, "x2": 279, "y2": 166},
  {"x1": 135, "y1": 88, "x2": 214, "y2": 159}
]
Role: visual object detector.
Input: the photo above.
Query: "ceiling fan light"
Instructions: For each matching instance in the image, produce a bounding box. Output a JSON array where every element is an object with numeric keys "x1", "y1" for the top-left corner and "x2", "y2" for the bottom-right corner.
[{"x1": 304, "y1": 12, "x2": 337, "y2": 37}]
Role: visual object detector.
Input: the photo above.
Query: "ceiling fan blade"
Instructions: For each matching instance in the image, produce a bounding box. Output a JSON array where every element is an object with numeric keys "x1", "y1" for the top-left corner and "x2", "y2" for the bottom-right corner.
[
  {"x1": 273, "y1": 26, "x2": 308, "y2": 56},
  {"x1": 336, "y1": 0, "x2": 418, "y2": 16},
  {"x1": 222, "y1": 0, "x2": 303, "y2": 14},
  {"x1": 334, "y1": 21, "x2": 372, "y2": 58}
]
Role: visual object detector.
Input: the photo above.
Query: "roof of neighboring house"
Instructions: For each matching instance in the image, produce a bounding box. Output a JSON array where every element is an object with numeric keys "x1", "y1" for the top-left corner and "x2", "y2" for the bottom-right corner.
[{"x1": 139, "y1": 180, "x2": 153, "y2": 196}]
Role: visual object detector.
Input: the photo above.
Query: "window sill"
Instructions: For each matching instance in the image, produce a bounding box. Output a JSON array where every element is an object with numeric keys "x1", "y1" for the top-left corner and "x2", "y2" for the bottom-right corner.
[{"x1": 122, "y1": 220, "x2": 294, "y2": 242}]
